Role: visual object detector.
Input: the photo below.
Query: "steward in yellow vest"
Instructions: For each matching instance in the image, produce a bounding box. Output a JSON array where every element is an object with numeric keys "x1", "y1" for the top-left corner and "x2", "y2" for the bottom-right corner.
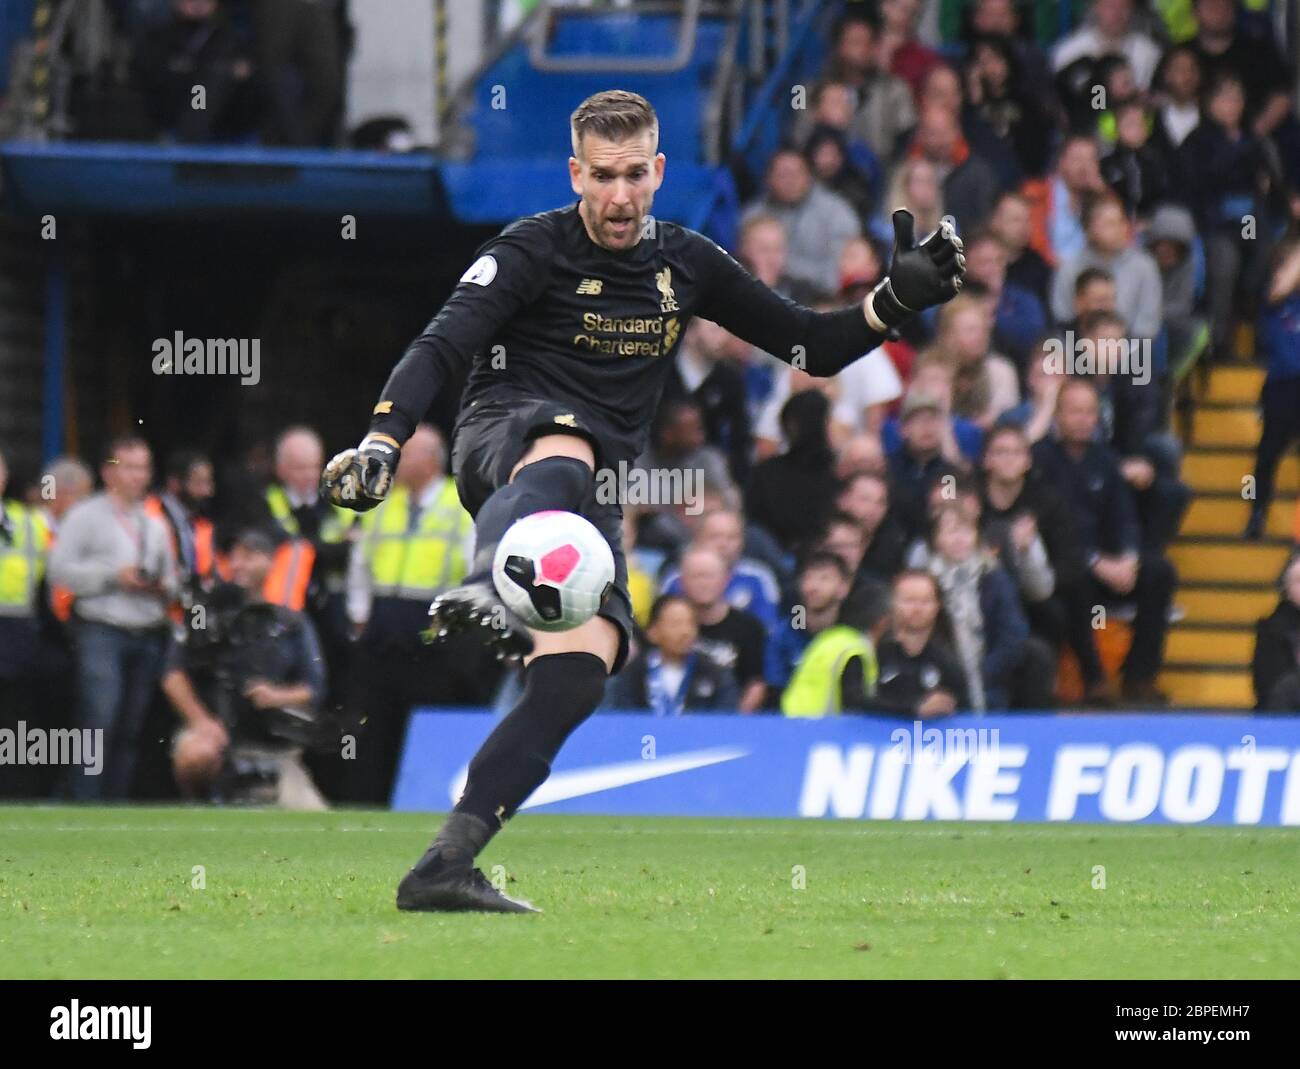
[{"x1": 781, "y1": 625, "x2": 878, "y2": 718}]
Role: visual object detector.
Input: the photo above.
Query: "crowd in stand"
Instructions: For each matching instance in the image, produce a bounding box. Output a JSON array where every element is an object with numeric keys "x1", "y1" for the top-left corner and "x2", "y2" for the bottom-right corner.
[{"x1": 2, "y1": 0, "x2": 1300, "y2": 809}]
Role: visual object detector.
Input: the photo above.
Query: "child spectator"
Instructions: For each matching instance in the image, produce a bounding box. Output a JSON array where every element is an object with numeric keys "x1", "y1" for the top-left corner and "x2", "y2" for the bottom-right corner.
[
  {"x1": 673, "y1": 546, "x2": 768, "y2": 714},
  {"x1": 602, "y1": 595, "x2": 738, "y2": 715},
  {"x1": 925, "y1": 504, "x2": 1029, "y2": 711}
]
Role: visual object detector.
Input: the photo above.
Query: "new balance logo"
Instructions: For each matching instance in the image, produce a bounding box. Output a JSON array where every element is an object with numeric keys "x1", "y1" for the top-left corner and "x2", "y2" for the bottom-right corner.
[{"x1": 576, "y1": 278, "x2": 603, "y2": 295}]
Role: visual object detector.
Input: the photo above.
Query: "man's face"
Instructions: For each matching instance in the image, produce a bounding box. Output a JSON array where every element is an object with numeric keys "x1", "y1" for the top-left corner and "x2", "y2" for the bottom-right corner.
[
  {"x1": 397, "y1": 427, "x2": 443, "y2": 489},
  {"x1": 1094, "y1": 0, "x2": 1132, "y2": 37},
  {"x1": 1209, "y1": 82, "x2": 1245, "y2": 127},
  {"x1": 948, "y1": 306, "x2": 990, "y2": 362},
  {"x1": 893, "y1": 575, "x2": 939, "y2": 632},
  {"x1": 228, "y1": 544, "x2": 272, "y2": 592},
  {"x1": 835, "y1": 22, "x2": 875, "y2": 73},
  {"x1": 838, "y1": 476, "x2": 889, "y2": 532},
  {"x1": 799, "y1": 564, "x2": 848, "y2": 614},
  {"x1": 973, "y1": 0, "x2": 1017, "y2": 34},
  {"x1": 1076, "y1": 278, "x2": 1118, "y2": 316},
  {"x1": 679, "y1": 549, "x2": 728, "y2": 607},
  {"x1": 816, "y1": 83, "x2": 856, "y2": 128},
  {"x1": 180, "y1": 460, "x2": 215, "y2": 508},
  {"x1": 103, "y1": 445, "x2": 152, "y2": 501},
  {"x1": 903, "y1": 408, "x2": 943, "y2": 454},
  {"x1": 1163, "y1": 51, "x2": 1200, "y2": 100},
  {"x1": 569, "y1": 130, "x2": 665, "y2": 251},
  {"x1": 991, "y1": 196, "x2": 1030, "y2": 251},
  {"x1": 277, "y1": 434, "x2": 323, "y2": 498},
  {"x1": 823, "y1": 523, "x2": 866, "y2": 572},
  {"x1": 767, "y1": 153, "x2": 812, "y2": 205},
  {"x1": 983, "y1": 431, "x2": 1031, "y2": 483},
  {"x1": 1088, "y1": 203, "x2": 1128, "y2": 254},
  {"x1": 966, "y1": 240, "x2": 1006, "y2": 290},
  {"x1": 698, "y1": 512, "x2": 743, "y2": 566},
  {"x1": 920, "y1": 68, "x2": 962, "y2": 116},
  {"x1": 740, "y1": 220, "x2": 787, "y2": 285},
  {"x1": 1057, "y1": 384, "x2": 1100, "y2": 444},
  {"x1": 918, "y1": 109, "x2": 958, "y2": 161},
  {"x1": 661, "y1": 407, "x2": 705, "y2": 454},
  {"x1": 1060, "y1": 141, "x2": 1101, "y2": 194},
  {"x1": 1195, "y1": 0, "x2": 1235, "y2": 35}
]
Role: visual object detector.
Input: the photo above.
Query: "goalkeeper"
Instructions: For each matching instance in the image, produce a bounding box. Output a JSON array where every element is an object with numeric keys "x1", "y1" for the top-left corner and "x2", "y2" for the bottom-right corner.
[{"x1": 322, "y1": 90, "x2": 965, "y2": 913}]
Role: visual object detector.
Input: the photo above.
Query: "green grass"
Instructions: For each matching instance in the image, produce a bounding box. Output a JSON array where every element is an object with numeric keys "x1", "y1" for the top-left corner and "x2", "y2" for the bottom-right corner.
[{"x1": 1, "y1": 806, "x2": 1296, "y2": 979}]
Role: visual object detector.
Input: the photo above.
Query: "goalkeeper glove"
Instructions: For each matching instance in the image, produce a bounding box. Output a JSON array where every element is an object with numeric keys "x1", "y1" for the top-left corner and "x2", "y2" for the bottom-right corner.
[
  {"x1": 321, "y1": 433, "x2": 400, "y2": 512},
  {"x1": 866, "y1": 209, "x2": 966, "y2": 332}
]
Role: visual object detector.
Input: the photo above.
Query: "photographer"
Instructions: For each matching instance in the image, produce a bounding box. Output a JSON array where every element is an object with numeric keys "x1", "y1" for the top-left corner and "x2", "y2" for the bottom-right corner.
[{"x1": 164, "y1": 529, "x2": 328, "y2": 809}]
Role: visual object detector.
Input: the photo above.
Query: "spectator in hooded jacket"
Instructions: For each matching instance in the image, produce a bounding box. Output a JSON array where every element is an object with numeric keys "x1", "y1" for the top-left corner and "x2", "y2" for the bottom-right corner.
[
  {"x1": 1252, "y1": 555, "x2": 1300, "y2": 711},
  {"x1": 1143, "y1": 203, "x2": 1204, "y2": 367}
]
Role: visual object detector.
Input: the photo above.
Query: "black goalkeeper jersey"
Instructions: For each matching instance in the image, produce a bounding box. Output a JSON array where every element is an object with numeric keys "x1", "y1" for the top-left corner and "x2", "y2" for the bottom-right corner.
[{"x1": 370, "y1": 201, "x2": 885, "y2": 464}]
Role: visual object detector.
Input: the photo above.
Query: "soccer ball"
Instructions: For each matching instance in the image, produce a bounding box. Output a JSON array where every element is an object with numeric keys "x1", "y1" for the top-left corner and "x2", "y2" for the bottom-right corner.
[{"x1": 491, "y1": 510, "x2": 616, "y2": 631}]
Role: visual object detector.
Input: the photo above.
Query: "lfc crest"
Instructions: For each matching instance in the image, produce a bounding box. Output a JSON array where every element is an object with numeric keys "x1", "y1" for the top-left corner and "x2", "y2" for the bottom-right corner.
[{"x1": 655, "y1": 267, "x2": 679, "y2": 312}]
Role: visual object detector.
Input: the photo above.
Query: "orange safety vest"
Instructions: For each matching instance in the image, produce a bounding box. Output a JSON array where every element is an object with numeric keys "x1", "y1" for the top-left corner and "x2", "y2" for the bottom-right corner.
[
  {"x1": 211, "y1": 538, "x2": 315, "y2": 612},
  {"x1": 144, "y1": 494, "x2": 217, "y2": 623},
  {"x1": 45, "y1": 522, "x2": 74, "y2": 622},
  {"x1": 263, "y1": 539, "x2": 315, "y2": 612}
]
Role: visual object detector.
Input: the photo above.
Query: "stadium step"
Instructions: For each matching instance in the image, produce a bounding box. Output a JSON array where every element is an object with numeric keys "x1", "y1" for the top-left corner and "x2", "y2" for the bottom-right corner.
[
  {"x1": 1179, "y1": 495, "x2": 1297, "y2": 538},
  {"x1": 1168, "y1": 538, "x2": 1292, "y2": 584},
  {"x1": 1176, "y1": 584, "x2": 1280, "y2": 626},
  {"x1": 1203, "y1": 364, "x2": 1264, "y2": 405},
  {"x1": 1182, "y1": 448, "x2": 1300, "y2": 495},
  {"x1": 1164, "y1": 625, "x2": 1256, "y2": 665},
  {"x1": 1191, "y1": 403, "x2": 1261, "y2": 448},
  {"x1": 1157, "y1": 666, "x2": 1256, "y2": 709}
]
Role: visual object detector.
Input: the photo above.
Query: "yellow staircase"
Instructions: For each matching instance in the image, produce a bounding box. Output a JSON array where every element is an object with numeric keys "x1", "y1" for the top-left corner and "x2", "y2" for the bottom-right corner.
[{"x1": 1159, "y1": 364, "x2": 1297, "y2": 709}]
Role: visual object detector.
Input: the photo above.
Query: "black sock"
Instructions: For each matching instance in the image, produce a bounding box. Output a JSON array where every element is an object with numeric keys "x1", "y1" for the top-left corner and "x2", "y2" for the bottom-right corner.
[
  {"x1": 426, "y1": 652, "x2": 607, "y2": 866},
  {"x1": 466, "y1": 455, "x2": 593, "y2": 578}
]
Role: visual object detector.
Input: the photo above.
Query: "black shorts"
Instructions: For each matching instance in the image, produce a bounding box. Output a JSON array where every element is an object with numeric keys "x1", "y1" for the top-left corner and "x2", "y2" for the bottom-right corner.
[{"x1": 450, "y1": 396, "x2": 635, "y2": 674}]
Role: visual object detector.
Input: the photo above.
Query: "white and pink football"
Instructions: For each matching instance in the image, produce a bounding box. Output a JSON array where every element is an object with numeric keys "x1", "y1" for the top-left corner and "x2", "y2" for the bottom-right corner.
[{"x1": 491, "y1": 511, "x2": 615, "y2": 631}]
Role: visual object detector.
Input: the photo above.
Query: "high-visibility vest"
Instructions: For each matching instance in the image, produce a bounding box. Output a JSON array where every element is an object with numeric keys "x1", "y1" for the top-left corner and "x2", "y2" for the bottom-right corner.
[
  {"x1": 265, "y1": 485, "x2": 354, "y2": 544},
  {"x1": 781, "y1": 626, "x2": 878, "y2": 718},
  {"x1": 143, "y1": 494, "x2": 216, "y2": 585},
  {"x1": 0, "y1": 502, "x2": 50, "y2": 618},
  {"x1": 263, "y1": 539, "x2": 315, "y2": 612},
  {"x1": 360, "y1": 480, "x2": 469, "y2": 600}
]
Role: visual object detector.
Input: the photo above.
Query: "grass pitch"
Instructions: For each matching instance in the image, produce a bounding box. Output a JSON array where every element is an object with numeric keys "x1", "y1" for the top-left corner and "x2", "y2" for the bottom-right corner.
[{"x1": 1, "y1": 806, "x2": 1296, "y2": 979}]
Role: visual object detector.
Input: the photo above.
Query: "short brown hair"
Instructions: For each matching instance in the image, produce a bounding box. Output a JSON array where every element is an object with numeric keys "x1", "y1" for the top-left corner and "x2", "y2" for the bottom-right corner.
[{"x1": 570, "y1": 90, "x2": 658, "y2": 158}]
